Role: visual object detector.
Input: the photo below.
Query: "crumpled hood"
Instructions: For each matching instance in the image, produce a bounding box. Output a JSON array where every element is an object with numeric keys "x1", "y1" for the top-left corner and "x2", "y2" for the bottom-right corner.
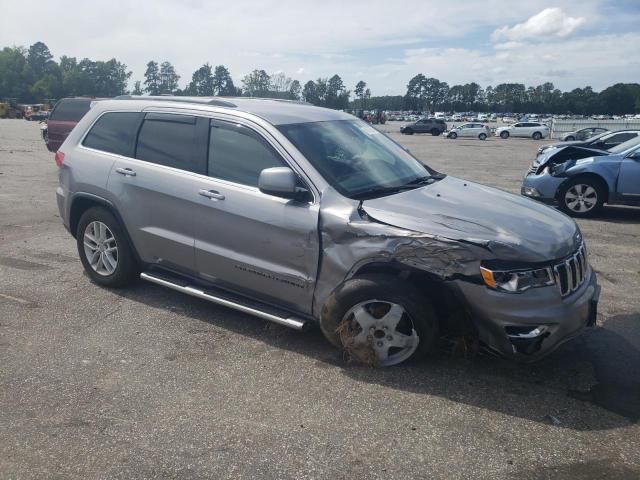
[{"x1": 362, "y1": 176, "x2": 580, "y2": 263}]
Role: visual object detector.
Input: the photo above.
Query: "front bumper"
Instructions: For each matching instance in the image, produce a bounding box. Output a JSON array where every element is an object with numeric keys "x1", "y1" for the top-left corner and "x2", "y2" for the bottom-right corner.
[
  {"x1": 453, "y1": 267, "x2": 599, "y2": 361},
  {"x1": 521, "y1": 168, "x2": 567, "y2": 205}
]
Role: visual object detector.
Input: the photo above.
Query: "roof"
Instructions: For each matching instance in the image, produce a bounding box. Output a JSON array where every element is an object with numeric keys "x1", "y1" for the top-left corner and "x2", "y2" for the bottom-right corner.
[{"x1": 113, "y1": 95, "x2": 353, "y2": 125}]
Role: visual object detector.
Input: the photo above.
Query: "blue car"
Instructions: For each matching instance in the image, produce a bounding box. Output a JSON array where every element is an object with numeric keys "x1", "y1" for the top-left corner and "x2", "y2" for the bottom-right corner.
[{"x1": 521, "y1": 136, "x2": 640, "y2": 217}]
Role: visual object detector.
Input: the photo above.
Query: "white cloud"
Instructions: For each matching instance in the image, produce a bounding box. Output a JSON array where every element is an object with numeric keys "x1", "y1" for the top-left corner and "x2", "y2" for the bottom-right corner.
[
  {"x1": 492, "y1": 8, "x2": 586, "y2": 42},
  {"x1": 0, "y1": 0, "x2": 634, "y2": 95}
]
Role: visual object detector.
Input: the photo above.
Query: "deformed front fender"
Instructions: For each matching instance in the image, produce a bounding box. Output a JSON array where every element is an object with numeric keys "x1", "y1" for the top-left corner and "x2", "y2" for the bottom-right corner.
[{"x1": 311, "y1": 189, "x2": 491, "y2": 318}]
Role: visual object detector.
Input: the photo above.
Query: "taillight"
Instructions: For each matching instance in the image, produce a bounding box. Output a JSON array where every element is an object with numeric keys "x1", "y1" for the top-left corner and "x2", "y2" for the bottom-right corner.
[{"x1": 55, "y1": 151, "x2": 65, "y2": 167}]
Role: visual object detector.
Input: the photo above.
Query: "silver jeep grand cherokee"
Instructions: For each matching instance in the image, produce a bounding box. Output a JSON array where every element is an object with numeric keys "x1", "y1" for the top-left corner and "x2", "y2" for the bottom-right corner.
[{"x1": 55, "y1": 96, "x2": 599, "y2": 366}]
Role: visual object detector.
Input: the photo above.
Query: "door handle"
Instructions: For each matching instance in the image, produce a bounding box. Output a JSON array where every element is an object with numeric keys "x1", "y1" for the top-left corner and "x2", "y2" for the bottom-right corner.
[
  {"x1": 198, "y1": 189, "x2": 225, "y2": 201},
  {"x1": 115, "y1": 167, "x2": 136, "y2": 177}
]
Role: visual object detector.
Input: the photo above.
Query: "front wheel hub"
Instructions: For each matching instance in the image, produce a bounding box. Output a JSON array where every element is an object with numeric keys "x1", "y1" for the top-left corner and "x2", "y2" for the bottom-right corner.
[{"x1": 341, "y1": 300, "x2": 419, "y2": 366}]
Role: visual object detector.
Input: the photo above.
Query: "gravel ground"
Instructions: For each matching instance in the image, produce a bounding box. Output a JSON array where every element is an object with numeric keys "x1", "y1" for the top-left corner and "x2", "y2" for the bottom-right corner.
[{"x1": 1, "y1": 119, "x2": 639, "y2": 480}]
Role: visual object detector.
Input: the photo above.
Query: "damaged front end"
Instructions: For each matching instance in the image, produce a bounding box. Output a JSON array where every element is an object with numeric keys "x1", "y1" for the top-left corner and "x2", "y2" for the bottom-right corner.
[{"x1": 313, "y1": 178, "x2": 598, "y2": 361}]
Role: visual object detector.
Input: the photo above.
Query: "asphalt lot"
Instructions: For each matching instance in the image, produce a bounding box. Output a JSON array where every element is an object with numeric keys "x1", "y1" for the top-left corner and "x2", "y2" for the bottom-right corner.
[{"x1": 1, "y1": 118, "x2": 639, "y2": 479}]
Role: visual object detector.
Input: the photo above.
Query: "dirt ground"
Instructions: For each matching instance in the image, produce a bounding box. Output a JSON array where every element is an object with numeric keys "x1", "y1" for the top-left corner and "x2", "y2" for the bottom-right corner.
[{"x1": 1, "y1": 118, "x2": 639, "y2": 479}]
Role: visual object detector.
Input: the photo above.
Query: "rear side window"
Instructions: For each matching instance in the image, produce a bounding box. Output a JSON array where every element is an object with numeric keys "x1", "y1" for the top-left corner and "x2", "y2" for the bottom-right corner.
[
  {"x1": 606, "y1": 132, "x2": 635, "y2": 145},
  {"x1": 83, "y1": 112, "x2": 140, "y2": 157},
  {"x1": 49, "y1": 99, "x2": 91, "y2": 122},
  {"x1": 208, "y1": 121, "x2": 284, "y2": 187},
  {"x1": 136, "y1": 113, "x2": 206, "y2": 174}
]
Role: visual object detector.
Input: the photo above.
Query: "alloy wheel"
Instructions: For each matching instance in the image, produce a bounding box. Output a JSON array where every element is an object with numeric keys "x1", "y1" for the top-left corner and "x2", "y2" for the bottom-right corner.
[
  {"x1": 565, "y1": 184, "x2": 598, "y2": 213},
  {"x1": 83, "y1": 221, "x2": 118, "y2": 276},
  {"x1": 341, "y1": 300, "x2": 419, "y2": 366}
]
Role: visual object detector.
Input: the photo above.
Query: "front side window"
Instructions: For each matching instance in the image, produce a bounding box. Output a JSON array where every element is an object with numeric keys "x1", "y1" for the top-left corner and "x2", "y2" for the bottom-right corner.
[
  {"x1": 208, "y1": 121, "x2": 285, "y2": 187},
  {"x1": 83, "y1": 112, "x2": 140, "y2": 156},
  {"x1": 136, "y1": 113, "x2": 206, "y2": 174},
  {"x1": 278, "y1": 120, "x2": 433, "y2": 199}
]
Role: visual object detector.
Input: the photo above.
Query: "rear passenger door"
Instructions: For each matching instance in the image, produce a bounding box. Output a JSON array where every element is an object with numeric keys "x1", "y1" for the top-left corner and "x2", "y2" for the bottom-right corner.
[
  {"x1": 192, "y1": 119, "x2": 320, "y2": 314},
  {"x1": 106, "y1": 112, "x2": 208, "y2": 272}
]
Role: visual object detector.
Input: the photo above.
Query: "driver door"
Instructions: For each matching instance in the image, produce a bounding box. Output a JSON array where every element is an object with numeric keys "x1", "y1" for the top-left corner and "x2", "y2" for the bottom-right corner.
[{"x1": 192, "y1": 119, "x2": 320, "y2": 314}]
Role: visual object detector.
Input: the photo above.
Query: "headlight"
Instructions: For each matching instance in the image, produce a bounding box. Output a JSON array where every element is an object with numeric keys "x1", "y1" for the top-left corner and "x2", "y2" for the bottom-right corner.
[
  {"x1": 480, "y1": 266, "x2": 555, "y2": 293},
  {"x1": 550, "y1": 162, "x2": 569, "y2": 176}
]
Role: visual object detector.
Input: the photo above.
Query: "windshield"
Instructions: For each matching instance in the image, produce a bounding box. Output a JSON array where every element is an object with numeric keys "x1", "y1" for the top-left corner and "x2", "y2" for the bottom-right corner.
[
  {"x1": 609, "y1": 135, "x2": 640, "y2": 154},
  {"x1": 278, "y1": 120, "x2": 435, "y2": 199}
]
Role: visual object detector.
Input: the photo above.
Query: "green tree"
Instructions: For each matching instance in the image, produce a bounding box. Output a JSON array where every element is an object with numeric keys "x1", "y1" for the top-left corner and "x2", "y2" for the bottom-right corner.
[
  {"x1": 143, "y1": 61, "x2": 161, "y2": 95},
  {"x1": 289, "y1": 79, "x2": 301, "y2": 100},
  {"x1": 132, "y1": 80, "x2": 143, "y2": 95},
  {"x1": 26, "y1": 41, "x2": 53, "y2": 78},
  {"x1": 187, "y1": 63, "x2": 214, "y2": 96},
  {"x1": 159, "y1": 61, "x2": 180, "y2": 94},
  {"x1": 242, "y1": 69, "x2": 270, "y2": 96},
  {"x1": 302, "y1": 80, "x2": 318, "y2": 104},
  {"x1": 0, "y1": 46, "x2": 28, "y2": 100},
  {"x1": 354, "y1": 80, "x2": 366, "y2": 108},
  {"x1": 213, "y1": 65, "x2": 237, "y2": 95}
]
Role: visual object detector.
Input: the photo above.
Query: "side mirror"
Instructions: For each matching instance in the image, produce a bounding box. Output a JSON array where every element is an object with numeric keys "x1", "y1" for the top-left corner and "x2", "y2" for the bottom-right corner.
[
  {"x1": 258, "y1": 167, "x2": 310, "y2": 201},
  {"x1": 627, "y1": 151, "x2": 640, "y2": 160}
]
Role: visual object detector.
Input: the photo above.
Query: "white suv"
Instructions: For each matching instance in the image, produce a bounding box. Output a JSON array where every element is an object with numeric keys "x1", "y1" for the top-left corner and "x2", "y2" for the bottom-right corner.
[{"x1": 496, "y1": 122, "x2": 550, "y2": 140}]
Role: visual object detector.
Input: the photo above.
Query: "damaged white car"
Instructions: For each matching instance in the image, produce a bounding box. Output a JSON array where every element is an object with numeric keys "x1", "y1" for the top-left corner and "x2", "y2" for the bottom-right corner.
[{"x1": 55, "y1": 96, "x2": 600, "y2": 366}]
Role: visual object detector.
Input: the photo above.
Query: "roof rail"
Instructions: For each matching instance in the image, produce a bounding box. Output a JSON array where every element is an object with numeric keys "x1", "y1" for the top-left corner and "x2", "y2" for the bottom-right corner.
[{"x1": 114, "y1": 95, "x2": 237, "y2": 108}]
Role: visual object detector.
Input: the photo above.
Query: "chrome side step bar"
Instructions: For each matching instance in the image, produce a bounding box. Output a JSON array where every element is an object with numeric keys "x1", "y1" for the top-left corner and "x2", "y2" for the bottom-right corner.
[{"x1": 140, "y1": 272, "x2": 308, "y2": 331}]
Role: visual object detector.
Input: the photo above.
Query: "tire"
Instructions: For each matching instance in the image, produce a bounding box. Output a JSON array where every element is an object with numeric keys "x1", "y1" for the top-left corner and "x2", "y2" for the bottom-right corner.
[
  {"x1": 403, "y1": 128, "x2": 414, "y2": 135},
  {"x1": 564, "y1": 136, "x2": 575, "y2": 141},
  {"x1": 449, "y1": 132, "x2": 457, "y2": 139},
  {"x1": 431, "y1": 128, "x2": 440, "y2": 136},
  {"x1": 76, "y1": 207, "x2": 138, "y2": 288},
  {"x1": 558, "y1": 177, "x2": 605, "y2": 218},
  {"x1": 320, "y1": 274, "x2": 439, "y2": 367},
  {"x1": 478, "y1": 133, "x2": 487, "y2": 140},
  {"x1": 500, "y1": 131, "x2": 509, "y2": 139},
  {"x1": 532, "y1": 132, "x2": 542, "y2": 140}
]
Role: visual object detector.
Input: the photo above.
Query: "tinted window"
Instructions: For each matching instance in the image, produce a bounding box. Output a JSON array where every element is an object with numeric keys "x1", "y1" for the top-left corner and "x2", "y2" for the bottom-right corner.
[
  {"x1": 605, "y1": 132, "x2": 635, "y2": 145},
  {"x1": 49, "y1": 99, "x2": 92, "y2": 122},
  {"x1": 83, "y1": 112, "x2": 139, "y2": 156},
  {"x1": 208, "y1": 122, "x2": 284, "y2": 187},
  {"x1": 136, "y1": 114, "x2": 206, "y2": 174}
]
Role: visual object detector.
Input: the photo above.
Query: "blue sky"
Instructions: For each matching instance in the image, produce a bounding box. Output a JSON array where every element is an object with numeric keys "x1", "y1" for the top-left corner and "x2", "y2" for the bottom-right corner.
[{"x1": 1, "y1": 0, "x2": 639, "y2": 95}]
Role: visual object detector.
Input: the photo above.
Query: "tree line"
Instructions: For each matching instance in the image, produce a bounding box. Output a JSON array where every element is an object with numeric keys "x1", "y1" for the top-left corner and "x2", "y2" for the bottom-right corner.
[{"x1": 1, "y1": 41, "x2": 638, "y2": 115}]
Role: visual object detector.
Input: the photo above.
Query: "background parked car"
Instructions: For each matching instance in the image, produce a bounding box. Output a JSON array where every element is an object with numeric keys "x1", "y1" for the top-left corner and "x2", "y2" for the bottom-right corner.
[
  {"x1": 44, "y1": 97, "x2": 101, "y2": 152},
  {"x1": 537, "y1": 129, "x2": 640, "y2": 156},
  {"x1": 522, "y1": 136, "x2": 640, "y2": 217},
  {"x1": 400, "y1": 118, "x2": 447, "y2": 136},
  {"x1": 561, "y1": 127, "x2": 608, "y2": 141},
  {"x1": 447, "y1": 123, "x2": 491, "y2": 140},
  {"x1": 495, "y1": 122, "x2": 550, "y2": 140}
]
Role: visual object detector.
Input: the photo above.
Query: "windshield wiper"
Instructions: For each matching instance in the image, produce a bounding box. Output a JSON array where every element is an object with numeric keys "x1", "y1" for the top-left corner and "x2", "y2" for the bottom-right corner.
[{"x1": 352, "y1": 176, "x2": 435, "y2": 200}]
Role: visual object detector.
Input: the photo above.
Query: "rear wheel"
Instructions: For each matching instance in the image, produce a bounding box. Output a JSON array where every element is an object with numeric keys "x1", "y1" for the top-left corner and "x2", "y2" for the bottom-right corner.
[
  {"x1": 478, "y1": 133, "x2": 487, "y2": 140},
  {"x1": 565, "y1": 135, "x2": 575, "y2": 141},
  {"x1": 320, "y1": 274, "x2": 439, "y2": 367},
  {"x1": 76, "y1": 207, "x2": 138, "y2": 287},
  {"x1": 559, "y1": 178, "x2": 605, "y2": 217},
  {"x1": 431, "y1": 128, "x2": 440, "y2": 136},
  {"x1": 403, "y1": 128, "x2": 414, "y2": 135},
  {"x1": 532, "y1": 131, "x2": 542, "y2": 140},
  {"x1": 500, "y1": 131, "x2": 509, "y2": 139}
]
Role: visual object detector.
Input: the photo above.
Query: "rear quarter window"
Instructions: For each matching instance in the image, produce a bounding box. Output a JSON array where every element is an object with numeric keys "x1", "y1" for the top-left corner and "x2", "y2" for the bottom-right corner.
[
  {"x1": 49, "y1": 99, "x2": 92, "y2": 122},
  {"x1": 82, "y1": 112, "x2": 140, "y2": 157}
]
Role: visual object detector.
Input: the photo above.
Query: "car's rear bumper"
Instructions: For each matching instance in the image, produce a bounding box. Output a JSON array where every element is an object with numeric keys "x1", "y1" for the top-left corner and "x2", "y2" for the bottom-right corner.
[{"x1": 453, "y1": 268, "x2": 599, "y2": 361}]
